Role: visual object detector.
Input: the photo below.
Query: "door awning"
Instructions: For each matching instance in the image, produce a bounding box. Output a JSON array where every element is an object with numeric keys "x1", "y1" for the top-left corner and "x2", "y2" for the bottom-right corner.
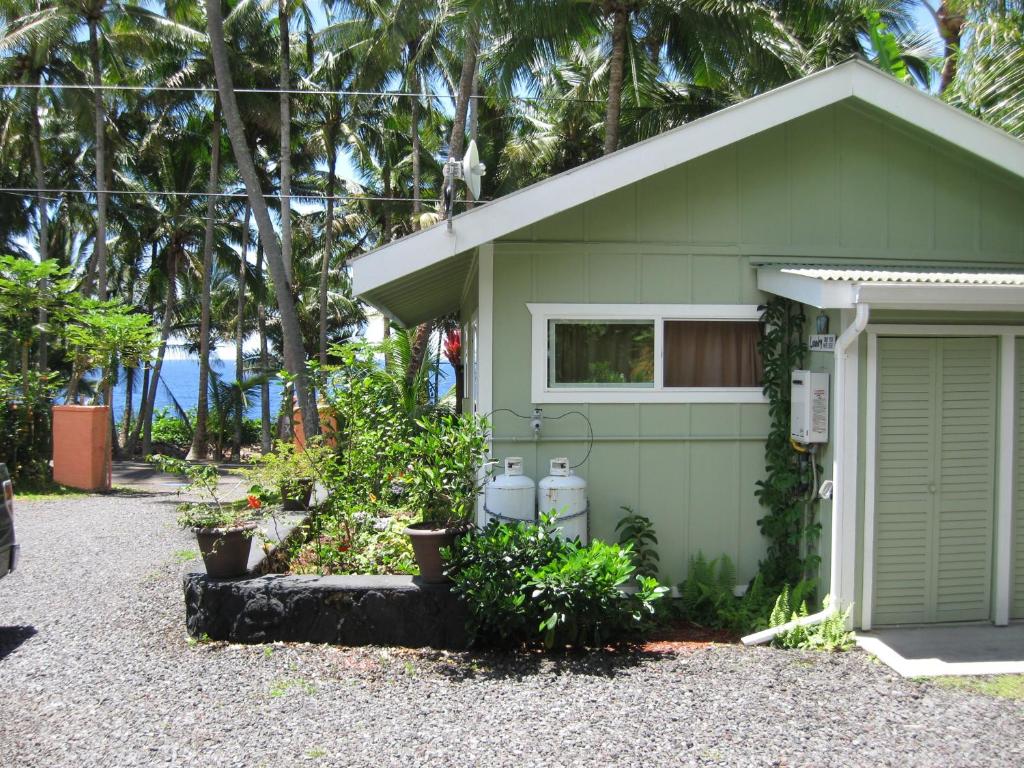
[{"x1": 757, "y1": 266, "x2": 1024, "y2": 311}]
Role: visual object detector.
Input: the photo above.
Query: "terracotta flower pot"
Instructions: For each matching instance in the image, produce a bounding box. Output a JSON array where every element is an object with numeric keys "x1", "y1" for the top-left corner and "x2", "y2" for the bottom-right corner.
[
  {"x1": 194, "y1": 522, "x2": 257, "y2": 578},
  {"x1": 404, "y1": 521, "x2": 471, "y2": 584},
  {"x1": 51, "y1": 405, "x2": 111, "y2": 492}
]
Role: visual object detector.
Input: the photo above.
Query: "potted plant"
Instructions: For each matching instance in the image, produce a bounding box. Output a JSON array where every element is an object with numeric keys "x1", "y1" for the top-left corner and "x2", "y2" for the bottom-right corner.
[
  {"x1": 152, "y1": 455, "x2": 261, "y2": 578},
  {"x1": 54, "y1": 301, "x2": 157, "y2": 491},
  {"x1": 242, "y1": 439, "x2": 331, "y2": 511},
  {"x1": 402, "y1": 414, "x2": 490, "y2": 583}
]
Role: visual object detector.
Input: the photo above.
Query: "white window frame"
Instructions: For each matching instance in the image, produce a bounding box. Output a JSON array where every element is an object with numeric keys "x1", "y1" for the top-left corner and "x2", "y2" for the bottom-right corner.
[{"x1": 527, "y1": 303, "x2": 767, "y2": 404}]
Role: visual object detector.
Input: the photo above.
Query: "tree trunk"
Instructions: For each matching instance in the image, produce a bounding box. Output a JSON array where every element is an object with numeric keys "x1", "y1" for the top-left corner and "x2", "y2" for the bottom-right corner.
[
  {"x1": 467, "y1": 64, "x2": 480, "y2": 212},
  {"x1": 232, "y1": 204, "x2": 250, "y2": 462},
  {"x1": 448, "y1": 16, "x2": 479, "y2": 165},
  {"x1": 411, "y1": 93, "x2": 421, "y2": 218},
  {"x1": 205, "y1": 0, "x2": 319, "y2": 440},
  {"x1": 937, "y1": 2, "x2": 964, "y2": 94},
  {"x1": 107, "y1": 378, "x2": 120, "y2": 458},
  {"x1": 406, "y1": 69, "x2": 432, "y2": 381},
  {"x1": 126, "y1": 247, "x2": 157, "y2": 456},
  {"x1": 257, "y1": 243, "x2": 272, "y2": 453},
  {"x1": 30, "y1": 77, "x2": 49, "y2": 370},
  {"x1": 604, "y1": 6, "x2": 628, "y2": 155},
  {"x1": 188, "y1": 106, "x2": 221, "y2": 460},
  {"x1": 128, "y1": 361, "x2": 149, "y2": 456},
  {"x1": 140, "y1": 246, "x2": 181, "y2": 458},
  {"x1": 408, "y1": 323, "x2": 432, "y2": 386},
  {"x1": 121, "y1": 364, "x2": 134, "y2": 446},
  {"x1": 279, "y1": 0, "x2": 293, "y2": 286},
  {"x1": 318, "y1": 144, "x2": 335, "y2": 366},
  {"x1": 89, "y1": 17, "x2": 107, "y2": 301},
  {"x1": 408, "y1": 40, "x2": 422, "y2": 220}
]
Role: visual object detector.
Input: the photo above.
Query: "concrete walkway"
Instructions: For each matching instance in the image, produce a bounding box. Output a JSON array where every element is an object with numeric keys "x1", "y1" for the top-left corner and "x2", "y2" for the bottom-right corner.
[
  {"x1": 112, "y1": 460, "x2": 248, "y2": 498},
  {"x1": 857, "y1": 623, "x2": 1024, "y2": 677}
]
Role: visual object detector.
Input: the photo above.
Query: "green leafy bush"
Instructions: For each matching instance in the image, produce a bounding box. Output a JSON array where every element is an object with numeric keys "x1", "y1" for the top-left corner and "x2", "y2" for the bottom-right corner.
[
  {"x1": 289, "y1": 509, "x2": 417, "y2": 576},
  {"x1": 0, "y1": 366, "x2": 58, "y2": 487},
  {"x1": 151, "y1": 408, "x2": 193, "y2": 447},
  {"x1": 446, "y1": 514, "x2": 668, "y2": 649},
  {"x1": 149, "y1": 407, "x2": 261, "y2": 450},
  {"x1": 401, "y1": 414, "x2": 490, "y2": 526},
  {"x1": 615, "y1": 507, "x2": 659, "y2": 579},
  {"x1": 768, "y1": 589, "x2": 855, "y2": 651}
]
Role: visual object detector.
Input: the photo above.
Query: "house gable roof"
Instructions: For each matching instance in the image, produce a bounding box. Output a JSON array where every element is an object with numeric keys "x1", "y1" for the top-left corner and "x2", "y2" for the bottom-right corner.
[{"x1": 353, "y1": 59, "x2": 1024, "y2": 324}]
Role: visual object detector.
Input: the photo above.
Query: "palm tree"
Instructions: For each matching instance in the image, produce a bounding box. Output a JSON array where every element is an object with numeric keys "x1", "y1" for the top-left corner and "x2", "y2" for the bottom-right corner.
[
  {"x1": 122, "y1": 113, "x2": 211, "y2": 456},
  {"x1": 0, "y1": 0, "x2": 78, "y2": 368},
  {"x1": 187, "y1": 103, "x2": 221, "y2": 460},
  {"x1": 205, "y1": 0, "x2": 320, "y2": 440},
  {"x1": 278, "y1": 0, "x2": 294, "y2": 285},
  {"x1": 946, "y1": 1, "x2": 1024, "y2": 137}
]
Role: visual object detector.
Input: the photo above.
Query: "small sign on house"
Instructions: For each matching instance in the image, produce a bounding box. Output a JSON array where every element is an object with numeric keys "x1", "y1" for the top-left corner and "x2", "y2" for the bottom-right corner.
[{"x1": 808, "y1": 334, "x2": 836, "y2": 352}]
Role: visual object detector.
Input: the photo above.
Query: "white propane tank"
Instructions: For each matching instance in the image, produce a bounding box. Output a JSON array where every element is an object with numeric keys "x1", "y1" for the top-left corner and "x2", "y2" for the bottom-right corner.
[
  {"x1": 484, "y1": 457, "x2": 536, "y2": 526},
  {"x1": 538, "y1": 458, "x2": 588, "y2": 544}
]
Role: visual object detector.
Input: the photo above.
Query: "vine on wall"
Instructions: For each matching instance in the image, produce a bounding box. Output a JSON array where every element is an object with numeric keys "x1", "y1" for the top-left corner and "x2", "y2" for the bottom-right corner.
[{"x1": 755, "y1": 298, "x2": 820, "y2": 587}]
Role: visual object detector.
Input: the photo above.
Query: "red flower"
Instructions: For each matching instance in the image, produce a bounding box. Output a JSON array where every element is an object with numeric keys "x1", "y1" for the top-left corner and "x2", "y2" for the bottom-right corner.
[
  {"x1": 443, "y1": 328, "x2": 462, "y2": 367},
  {"x1": 247, "y1": 495, "x2": 262, "y2": 510}
]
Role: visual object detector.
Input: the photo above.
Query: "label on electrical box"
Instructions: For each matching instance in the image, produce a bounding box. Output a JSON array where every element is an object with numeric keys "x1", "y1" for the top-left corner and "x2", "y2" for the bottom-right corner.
[{"x1": 808, "y1": 334, "x2": 836, "y2": 352}]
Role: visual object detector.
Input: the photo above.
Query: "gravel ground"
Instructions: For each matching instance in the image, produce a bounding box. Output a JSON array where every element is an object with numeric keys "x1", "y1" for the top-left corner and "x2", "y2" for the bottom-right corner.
[{"x1": 1, "y1": 488, "x2": 1022, "y2": 768}]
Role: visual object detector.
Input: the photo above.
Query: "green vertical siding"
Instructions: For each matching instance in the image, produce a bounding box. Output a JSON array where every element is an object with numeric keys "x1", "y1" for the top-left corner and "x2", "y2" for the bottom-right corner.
[
  {"x1": 873, "y1": 337, "x2": 996, "y2": 625},
  {"x1": 491, "y1": 247, "x2": 768, "y2": 588},
  {"x1": 503, "y1": 103, "x2": 1024, "y2": 265},
  {"x1": 1014, "y1": 339, "x2": 1024, "y2": 619}
]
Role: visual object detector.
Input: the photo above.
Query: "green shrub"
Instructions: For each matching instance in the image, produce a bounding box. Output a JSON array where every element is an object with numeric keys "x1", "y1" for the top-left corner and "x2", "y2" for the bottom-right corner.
[
  {"x1": 290, "y1": 509, "x2": 417, "y2": 576},
  {"x1": 446, "y1": 514, "x2": 668, "y2": 649},
  {"x1": 151, "y1": 408, "x2": 192, "y2": 446},
  {"x1": 401, "y1": 414, "x2": 489, "y2": 526},
  {"x1": 0, "y1": 366, "x2": 58, "y2": 487},
  {"x1": 150, "y1": 408, "x2": 261, "y2": 450}
]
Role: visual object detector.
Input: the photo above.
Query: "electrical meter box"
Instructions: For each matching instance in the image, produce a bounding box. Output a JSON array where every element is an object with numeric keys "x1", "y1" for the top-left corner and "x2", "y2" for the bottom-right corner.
[{"x1": 791, "y1": 370, "x2": 830, "y2": 444}]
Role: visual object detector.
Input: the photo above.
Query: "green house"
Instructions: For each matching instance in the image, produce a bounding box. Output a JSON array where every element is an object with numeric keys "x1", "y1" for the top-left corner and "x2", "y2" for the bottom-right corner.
[{"x1": 352, "y1": 59, "x2": 1024, "y2": 630}]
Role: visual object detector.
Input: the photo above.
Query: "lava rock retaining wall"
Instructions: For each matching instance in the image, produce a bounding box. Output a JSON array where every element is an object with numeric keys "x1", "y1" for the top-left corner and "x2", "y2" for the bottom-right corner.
[{"x1": 183, "y1": 573, "x2": 468, "y2": 649}]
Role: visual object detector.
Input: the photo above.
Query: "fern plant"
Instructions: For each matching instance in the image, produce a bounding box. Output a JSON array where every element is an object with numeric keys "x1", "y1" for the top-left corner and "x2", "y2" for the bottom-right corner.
[
  {"x1": 769, "y1": 591, "x2": 854, "y2": 651},
  {"x1": 680, "y1": 552, "x2": 737, "y2": 627}
]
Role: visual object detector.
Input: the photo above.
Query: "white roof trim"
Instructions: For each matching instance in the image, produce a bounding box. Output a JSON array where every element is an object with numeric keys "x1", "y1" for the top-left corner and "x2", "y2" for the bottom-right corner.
[
  {"x1": 353, "y1": 59, "x2": 1024, "y2": 297},
  {"x1": 758, "y1": 267, "x2": 1024, "y2": 311}
]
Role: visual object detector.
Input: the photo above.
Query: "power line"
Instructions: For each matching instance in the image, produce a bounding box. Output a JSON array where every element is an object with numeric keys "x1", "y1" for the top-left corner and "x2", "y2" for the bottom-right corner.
[
  {"x1": 0, "y1": 81, "x2": 607, "y2": 104},
  {"x1": 0, "y1": 186, "x2": 446, "y2": 204}
]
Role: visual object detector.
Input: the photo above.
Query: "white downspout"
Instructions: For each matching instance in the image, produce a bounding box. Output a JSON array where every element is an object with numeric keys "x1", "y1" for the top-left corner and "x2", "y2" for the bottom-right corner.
[{"x1": 743, "y1": 300, "x2": 869, "y2": 646}]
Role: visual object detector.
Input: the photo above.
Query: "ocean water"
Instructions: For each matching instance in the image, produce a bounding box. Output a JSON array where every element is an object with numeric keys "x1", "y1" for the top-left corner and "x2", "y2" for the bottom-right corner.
[{"x1": 109, "y1": 358, "x2": 456, "y2": 422}]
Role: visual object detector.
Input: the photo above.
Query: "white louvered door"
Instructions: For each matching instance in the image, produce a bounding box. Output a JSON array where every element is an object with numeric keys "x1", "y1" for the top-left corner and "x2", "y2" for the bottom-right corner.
[{"x1": 873, "y1": 337, "x2": 996, "y2": 625}]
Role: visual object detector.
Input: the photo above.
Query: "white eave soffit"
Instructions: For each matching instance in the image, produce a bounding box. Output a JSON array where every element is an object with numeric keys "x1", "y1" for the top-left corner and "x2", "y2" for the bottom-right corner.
[{"x1": 352, "y1": 58, "x2": 1024, "y2": 298}]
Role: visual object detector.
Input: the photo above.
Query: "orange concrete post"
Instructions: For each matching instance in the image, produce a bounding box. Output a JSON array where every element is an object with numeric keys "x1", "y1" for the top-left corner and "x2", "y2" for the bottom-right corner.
[
  {"x1": 52, "y1": 405, "x2": 112, "y2": 491},
  {"x1": 292, "y1": 404, "x2": 338, "y2": 452}
]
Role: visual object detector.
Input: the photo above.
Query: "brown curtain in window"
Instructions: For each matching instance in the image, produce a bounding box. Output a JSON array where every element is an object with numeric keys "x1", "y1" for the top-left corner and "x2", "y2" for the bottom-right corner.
[{"x1": 664, "y1": 321, "x2": 763, "y2": 387}]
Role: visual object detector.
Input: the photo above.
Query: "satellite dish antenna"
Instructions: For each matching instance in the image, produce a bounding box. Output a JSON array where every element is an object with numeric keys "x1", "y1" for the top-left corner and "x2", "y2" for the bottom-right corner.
[
  {"x1": 462, "y1": 140, "x2": 486, "y2": 201},
  {"x1": 444, "y1": 139, "x2": 487, "y2": 230}
]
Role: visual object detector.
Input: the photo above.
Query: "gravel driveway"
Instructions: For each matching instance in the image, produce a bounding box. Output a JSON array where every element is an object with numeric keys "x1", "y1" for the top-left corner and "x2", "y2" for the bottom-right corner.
[{"x1": 1, "y1": 488, "x2": 1021, "y2": 768}]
